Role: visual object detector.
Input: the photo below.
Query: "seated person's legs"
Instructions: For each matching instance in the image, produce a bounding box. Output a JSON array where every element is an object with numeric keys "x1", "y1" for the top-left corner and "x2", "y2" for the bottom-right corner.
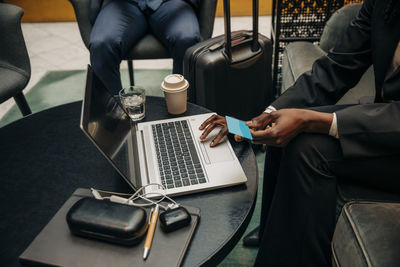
[
  {"x1": 149, "y1": 0, "x2": 200, "y2": 74},
  {"x1": 89, "y1": 0, "x2": 147, "y2": 95},
  {"x1": 243, "y1": 105, "x2": 355, "y2": 247},
  {"x1": 243, "y1": 146, "x2": 282, "y2": 247},
  {"x1": 255, "y1": 131, "x2": 400, "y2": 266}
]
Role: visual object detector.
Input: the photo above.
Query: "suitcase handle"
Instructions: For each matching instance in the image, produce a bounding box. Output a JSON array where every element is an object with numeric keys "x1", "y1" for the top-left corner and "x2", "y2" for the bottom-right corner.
[{"x1": 223, "y1": 0, "x2": 259, "y2": 62}]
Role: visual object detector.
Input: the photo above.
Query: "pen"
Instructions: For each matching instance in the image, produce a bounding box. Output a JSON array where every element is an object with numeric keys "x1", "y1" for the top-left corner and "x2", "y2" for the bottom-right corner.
[{"x1": 143, "y1": 204, "x2": 159, "y2": 260}]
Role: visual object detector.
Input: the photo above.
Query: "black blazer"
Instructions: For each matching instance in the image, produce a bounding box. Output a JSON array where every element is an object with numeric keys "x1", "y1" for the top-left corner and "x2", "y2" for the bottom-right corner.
[
  {"x1": 271, "y1": 0, "x2": 400, "y2": 159},
  {"x1": 89, "y1": 0, "x2": 199, "y2": 24}
]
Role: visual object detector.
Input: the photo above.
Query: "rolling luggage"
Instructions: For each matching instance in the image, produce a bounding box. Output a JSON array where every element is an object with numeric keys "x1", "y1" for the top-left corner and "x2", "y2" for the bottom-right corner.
[{"x1": 183, "y1": 0, "x2": 272, "y2": 120}]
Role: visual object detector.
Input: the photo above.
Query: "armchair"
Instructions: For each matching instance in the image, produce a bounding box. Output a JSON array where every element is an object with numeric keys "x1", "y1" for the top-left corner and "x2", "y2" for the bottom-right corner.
[
  {"x1": 0, "y1": 3, "x2": 32, "y2": 116},
  {"x1": 281, "y1": 3, "x2": 375, "y2": 105},
  {"x1": 68, "y1": 0, "x2": 217, "y2": 86}
]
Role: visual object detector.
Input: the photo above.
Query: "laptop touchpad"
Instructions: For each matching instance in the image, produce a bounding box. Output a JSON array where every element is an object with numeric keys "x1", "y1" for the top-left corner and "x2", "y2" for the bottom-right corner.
[{"x1": 199, "y1": 137, "x2": 234, "y2": 164}]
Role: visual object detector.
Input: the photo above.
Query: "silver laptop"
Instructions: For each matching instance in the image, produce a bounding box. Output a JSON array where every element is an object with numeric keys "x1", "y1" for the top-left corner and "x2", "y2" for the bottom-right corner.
[{"x1": 80, "y1": 66, "x2": 247, "y2": 196}]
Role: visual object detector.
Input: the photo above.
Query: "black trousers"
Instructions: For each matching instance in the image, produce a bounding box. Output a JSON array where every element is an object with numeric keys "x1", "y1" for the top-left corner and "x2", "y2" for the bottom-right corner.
[
  {"x1": 254, "y1": 107, "x2": 400, "y2": 266},
  {"x1": 90, "y1": 0, "x2": 200, "y2": 94}
]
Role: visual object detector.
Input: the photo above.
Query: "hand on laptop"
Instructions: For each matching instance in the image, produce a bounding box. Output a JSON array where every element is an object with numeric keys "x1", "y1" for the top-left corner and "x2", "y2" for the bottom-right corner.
[
  {"x1": 199, "y1": 114, "x2": 229, "y2": 147},
  {"x1": 199, "y1": 113, "x2": 260, "y2": 147},
  {"x1": 199, "y1": 110, "x2": 311, "y2": 148}
]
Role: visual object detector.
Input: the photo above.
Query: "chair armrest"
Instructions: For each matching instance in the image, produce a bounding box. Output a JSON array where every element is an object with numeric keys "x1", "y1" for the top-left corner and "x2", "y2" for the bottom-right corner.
[
  {"x1": 0, "y1": 3, "x2": 30, "y2": 77},
  {"x1": 198, "y1": 0, "x2": 217, "y2": 40},
  {"x1": 68, "y1": 0, "x2": 92, "y2": 49},
  {"x1": 320, "y1": 3, "x2": 362, "y2": 52},
  {"x1": 281, "y1": 41, "x2": 375, "y2": 104},
  {"x1": 332, "y1": 201, "x2": 400, "y2": 267},
  {"x1": 281, "y1": 41, "x2": 326, "y2": 93}
]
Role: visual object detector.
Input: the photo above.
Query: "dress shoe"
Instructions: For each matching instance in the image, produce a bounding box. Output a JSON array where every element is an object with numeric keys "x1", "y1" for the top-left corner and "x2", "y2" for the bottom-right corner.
[{"x1": 243, "y1": 226, "x2": 260, "y2": 247}]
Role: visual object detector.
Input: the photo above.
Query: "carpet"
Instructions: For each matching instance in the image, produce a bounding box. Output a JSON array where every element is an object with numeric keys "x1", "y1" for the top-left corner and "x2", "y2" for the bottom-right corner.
[{"x1": 0, "y1": 69, "x2": 264, "y2": 266}]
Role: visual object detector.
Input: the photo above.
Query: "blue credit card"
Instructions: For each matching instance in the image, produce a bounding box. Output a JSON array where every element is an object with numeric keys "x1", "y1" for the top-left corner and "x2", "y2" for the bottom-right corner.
[{"x1": 226, "y1": 116, "x2": 253, "y2": 140}]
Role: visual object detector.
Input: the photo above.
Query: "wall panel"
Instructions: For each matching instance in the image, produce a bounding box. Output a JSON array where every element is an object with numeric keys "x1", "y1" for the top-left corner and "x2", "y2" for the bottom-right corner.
[
  {"x1": 4, "y1": 0, "x2": 76, "y2": 22},
  {"x1": 4, "y1": 0, "x2": 272, "y2": 22}
]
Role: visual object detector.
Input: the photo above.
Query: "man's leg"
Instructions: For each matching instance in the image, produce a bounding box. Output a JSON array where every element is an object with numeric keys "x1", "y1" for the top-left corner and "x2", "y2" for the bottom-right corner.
[
  {"x1": 243, "y1": 146, "x2": 282, "y2": 246},
  {"x1": 244, "y1": 105, "x2": 355, "y2": 247},
  {"x1": 149, "y1": 0, "x2": 200, "y2": 74},
  {"x1": 89, "y1": 0, "x2": 147, "y2": 95},
  {"x1": 254, "y1": 133, "x2": 400, "y2": 266}
]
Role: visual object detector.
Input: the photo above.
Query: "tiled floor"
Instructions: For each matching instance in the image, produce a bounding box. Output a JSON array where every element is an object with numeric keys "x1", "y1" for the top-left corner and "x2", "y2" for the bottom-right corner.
[{"x1": 0, "y1": 16, "x2": 271, "y2": 119}]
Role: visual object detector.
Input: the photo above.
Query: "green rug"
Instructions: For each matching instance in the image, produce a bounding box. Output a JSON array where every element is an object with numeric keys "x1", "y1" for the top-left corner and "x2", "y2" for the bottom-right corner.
[{"x1": 0, "y1": 69, "x2": 264, "y2": 266}]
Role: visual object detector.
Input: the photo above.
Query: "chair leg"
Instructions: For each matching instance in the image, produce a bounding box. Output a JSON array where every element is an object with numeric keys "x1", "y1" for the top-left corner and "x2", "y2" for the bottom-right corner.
[
  {"x1": 127, "y1": 60, "x2": 135, "y2": 86},
  {"x1": 14, "y1": 92, "x2": 32, "y2": 116}
]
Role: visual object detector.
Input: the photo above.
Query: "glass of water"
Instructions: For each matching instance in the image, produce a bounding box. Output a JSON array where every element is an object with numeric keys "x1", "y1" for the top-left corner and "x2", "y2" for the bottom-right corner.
[{"x1": 119, "y1": 86, "x2": 146, "y2": 121}]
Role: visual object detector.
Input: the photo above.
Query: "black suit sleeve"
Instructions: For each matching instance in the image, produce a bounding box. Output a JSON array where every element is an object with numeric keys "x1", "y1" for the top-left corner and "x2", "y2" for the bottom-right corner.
[
  {"x1": 271, "y1": 0, "x2": 400, "y2": 158},
  {"x1": 336, "y1": 102, "x2": 400, "y2": 158},
  {"x1": 271, "y1": 0, "x2": 374, "y2": 110}
]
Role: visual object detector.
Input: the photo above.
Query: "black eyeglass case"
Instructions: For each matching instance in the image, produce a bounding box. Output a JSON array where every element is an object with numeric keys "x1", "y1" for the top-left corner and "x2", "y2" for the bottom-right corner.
[{"x1": 66, "y1": 197, "x2": 148, "y2": 246}]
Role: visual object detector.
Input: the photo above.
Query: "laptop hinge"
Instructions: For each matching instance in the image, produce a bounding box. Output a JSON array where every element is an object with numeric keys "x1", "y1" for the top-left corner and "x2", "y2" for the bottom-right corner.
[{"x1": 140, "y1": 130, "x2": 151, "y2": 185}]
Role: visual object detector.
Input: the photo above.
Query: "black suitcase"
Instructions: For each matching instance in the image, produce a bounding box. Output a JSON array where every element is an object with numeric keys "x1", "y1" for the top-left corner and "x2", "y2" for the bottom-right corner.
[{"x1": 183, "y1": 0, "x2": 272, "y2": 121}]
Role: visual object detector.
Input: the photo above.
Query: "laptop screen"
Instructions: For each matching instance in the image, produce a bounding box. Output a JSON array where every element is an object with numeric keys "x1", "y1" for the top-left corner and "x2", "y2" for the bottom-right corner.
[{"x1": 80, "y1": 66, "x2": 140, "y2": 189}]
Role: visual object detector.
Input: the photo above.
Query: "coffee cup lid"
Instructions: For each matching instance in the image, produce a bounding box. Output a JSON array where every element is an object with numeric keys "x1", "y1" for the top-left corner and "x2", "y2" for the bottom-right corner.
[{"x1": 161, "y1": 74, "x2": 189, "y2": 93}]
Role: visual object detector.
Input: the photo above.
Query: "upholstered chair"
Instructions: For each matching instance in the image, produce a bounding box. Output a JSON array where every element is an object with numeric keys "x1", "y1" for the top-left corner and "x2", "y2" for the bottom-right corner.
[
  {"x1": 0, "y1": 3, "x2": 32, "y2": 116},
  {"x1": 68, "y1": 0, "x2": 217, "y2": 86}
]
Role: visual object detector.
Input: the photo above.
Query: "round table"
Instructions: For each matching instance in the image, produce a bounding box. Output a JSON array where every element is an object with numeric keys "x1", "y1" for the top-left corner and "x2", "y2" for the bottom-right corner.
[{"x1": 0, "y1": 97, "x2": 258, "y2": 267}]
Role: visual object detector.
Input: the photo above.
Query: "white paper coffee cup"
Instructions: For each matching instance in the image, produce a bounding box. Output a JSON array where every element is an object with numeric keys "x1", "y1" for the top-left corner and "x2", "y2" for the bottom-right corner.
[{"x1": 161, "y1": 74, "x2": 189, "y2": 114}]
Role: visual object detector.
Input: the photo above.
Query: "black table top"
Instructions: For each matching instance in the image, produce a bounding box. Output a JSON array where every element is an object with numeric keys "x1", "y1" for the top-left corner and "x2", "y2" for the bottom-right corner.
[{"x1": 0, "y1": 97, "x2": 258, "y2": 267}]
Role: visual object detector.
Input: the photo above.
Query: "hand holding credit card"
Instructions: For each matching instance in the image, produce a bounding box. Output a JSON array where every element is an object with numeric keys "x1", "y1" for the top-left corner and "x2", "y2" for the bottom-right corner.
[{"x1": 226, "y1": 116, "x2": 253, "y2": 140}]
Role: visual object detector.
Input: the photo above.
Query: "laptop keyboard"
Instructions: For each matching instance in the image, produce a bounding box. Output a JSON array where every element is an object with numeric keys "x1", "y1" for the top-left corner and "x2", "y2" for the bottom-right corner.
[{"x1": 152, "y1": 120, "x2": 207, "y2": 189}]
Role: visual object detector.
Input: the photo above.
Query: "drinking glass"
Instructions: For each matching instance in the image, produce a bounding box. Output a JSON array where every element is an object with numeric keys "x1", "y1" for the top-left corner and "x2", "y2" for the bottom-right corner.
[{"x1": 119, "y1": 86, "x2": 146, "y2": 121}]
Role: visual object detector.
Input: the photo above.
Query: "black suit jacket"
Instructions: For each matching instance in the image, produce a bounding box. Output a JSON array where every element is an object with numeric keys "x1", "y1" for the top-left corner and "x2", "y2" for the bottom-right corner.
[
  {"x1": 272, "y1": 0, "x2": 400, "y2": 158},
  {"x1": 89, "y1": 0, "x2": 199, "y2": 24}
]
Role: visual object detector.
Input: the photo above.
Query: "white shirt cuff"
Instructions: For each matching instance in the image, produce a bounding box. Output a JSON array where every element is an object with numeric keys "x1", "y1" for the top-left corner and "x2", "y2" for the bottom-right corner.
[
  {"x1": 264, "y1": 105, "x2": 276, "y2": 114},
  {"x1": 328, "y1": 113, "x2": 339, "y2": 138}
]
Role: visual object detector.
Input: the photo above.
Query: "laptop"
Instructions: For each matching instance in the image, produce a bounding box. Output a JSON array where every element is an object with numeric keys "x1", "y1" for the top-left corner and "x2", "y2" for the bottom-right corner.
[{"x1": 80, "y1": 66, "x2": 247, "y2": 196}]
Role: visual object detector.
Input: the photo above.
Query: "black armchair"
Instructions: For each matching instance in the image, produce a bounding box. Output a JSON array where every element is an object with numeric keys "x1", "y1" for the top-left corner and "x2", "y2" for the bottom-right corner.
[
  {"x1": 0, "y1": 3, "x2": 32, "y2": 116},
  {"x1": 281, "y1": 3, "x2": 375, "y2": 105},
  {"x1": 68, "y1": 0, "x2": 217, "y2": 86}
]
